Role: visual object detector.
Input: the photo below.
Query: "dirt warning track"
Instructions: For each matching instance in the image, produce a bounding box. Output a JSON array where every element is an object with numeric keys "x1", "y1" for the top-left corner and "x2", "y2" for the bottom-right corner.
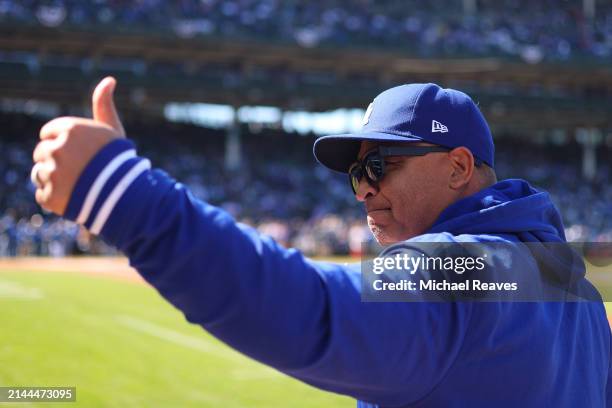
[{"x1": 0, "y1": 257, "x2": 144, "y2": 284}]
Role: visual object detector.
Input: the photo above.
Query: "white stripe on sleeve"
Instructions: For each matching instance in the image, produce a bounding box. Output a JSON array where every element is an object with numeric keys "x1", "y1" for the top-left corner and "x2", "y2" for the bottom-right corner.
[
  {"x1": 89, "y1": 159, "x2": 151, "y2": 235},
  {"x1": 76, "y1": 149, "x2": 136, "y2": 224}
]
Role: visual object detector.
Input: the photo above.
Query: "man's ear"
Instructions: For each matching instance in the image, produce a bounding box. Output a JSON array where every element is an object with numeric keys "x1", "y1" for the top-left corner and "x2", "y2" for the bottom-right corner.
[{"x1": 448, "y1": 147, "x2": 475, "y2": 190}]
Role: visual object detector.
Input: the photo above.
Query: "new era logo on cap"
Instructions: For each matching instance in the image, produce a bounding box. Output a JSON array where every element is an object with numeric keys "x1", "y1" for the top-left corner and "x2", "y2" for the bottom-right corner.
[
  {"x1": 432, "y1": 120, "x2": 448, "y2": 133},
  {"x1": 362, "y1": 103, "x2": 374, "y2": 126}
]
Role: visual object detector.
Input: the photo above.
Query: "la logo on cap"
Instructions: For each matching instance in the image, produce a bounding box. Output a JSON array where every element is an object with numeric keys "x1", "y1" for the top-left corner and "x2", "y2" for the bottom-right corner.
[
  {"x1": 362, "y1": 103, "x2": 374, "y2": 126},
  {"x1": 432, "y1": 120, "x2": 448, "y2": 133}
]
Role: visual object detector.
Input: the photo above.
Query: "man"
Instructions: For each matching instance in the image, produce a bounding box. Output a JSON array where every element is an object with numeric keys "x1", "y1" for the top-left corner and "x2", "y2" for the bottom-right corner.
[{"x1": 31, "y1": 79, "x2": 611, "y2": 407}]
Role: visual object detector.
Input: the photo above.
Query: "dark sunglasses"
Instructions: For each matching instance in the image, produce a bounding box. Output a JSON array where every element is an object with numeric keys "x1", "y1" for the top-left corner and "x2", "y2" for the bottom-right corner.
[{"x1": 348, "y1": 145, "x2": 453, "y2": 194}]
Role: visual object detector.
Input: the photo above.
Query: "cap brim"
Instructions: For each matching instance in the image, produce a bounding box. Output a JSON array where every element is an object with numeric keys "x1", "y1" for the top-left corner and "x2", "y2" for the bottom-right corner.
[{"x1": 313, "y1": 132, "x2": 423, "y2": 173}]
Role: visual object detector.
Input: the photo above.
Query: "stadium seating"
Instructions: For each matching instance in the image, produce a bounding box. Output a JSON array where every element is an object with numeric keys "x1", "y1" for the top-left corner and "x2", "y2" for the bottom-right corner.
[
  {"x1": 1, "y1": 112, "x2": 610, "y2": 257},
  {"x1": 1, "y1": 0, "x2": 611, "y2": 60}
]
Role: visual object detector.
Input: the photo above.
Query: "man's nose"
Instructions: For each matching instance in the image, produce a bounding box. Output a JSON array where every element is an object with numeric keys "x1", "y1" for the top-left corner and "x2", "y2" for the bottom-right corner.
[{"x1": 355, "y1": 177, "x2": 378, "y2": 202}]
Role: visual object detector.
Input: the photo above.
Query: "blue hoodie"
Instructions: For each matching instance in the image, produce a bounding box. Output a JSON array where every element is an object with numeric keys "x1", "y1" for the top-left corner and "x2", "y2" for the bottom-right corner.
[{"x1": 64, "y1": 139, "x2": 611, "y2": 407}]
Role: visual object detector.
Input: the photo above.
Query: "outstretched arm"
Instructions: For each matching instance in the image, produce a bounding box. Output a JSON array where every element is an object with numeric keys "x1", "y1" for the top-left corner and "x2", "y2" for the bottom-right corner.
[{"x1": 31, "y1": 78, "x2": 471, "y2": 406}]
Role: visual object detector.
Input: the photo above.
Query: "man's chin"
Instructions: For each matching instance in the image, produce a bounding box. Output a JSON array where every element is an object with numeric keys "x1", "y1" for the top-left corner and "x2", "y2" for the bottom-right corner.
[
  {"x1": 369, "y1": 225, "x2": 415, "y2": 246},
  {"x1": 369, "y1": 226, "x2": 399, "y2": 246}
]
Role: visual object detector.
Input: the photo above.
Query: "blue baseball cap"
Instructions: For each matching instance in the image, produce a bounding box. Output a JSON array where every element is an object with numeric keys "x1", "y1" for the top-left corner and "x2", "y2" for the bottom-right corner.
[{"x1": 313, "y1": 83, "x2": 495, "y2": 173}]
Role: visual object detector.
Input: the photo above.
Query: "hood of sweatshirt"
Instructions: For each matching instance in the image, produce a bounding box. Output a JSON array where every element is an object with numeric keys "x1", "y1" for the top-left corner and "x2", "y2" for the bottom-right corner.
[
  {"x1": 429, "y1": 178, "x2": 566, "y2": 242},
  {"x1": 427, "y1": 178, "x2": 591, "y2": 291}
]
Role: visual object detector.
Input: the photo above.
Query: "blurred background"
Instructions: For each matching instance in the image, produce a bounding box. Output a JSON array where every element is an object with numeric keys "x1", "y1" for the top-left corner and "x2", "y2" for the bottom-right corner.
[
  {"x1": 1, "y1": 2, "x2": 611, "y2": 407},
  {"x1": 1, "y1": 0, "x2": 611, "y2": 258}
]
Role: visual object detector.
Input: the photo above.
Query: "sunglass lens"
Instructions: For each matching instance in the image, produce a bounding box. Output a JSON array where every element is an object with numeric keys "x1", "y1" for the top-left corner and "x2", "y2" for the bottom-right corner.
[
  {"x1": 349, "y1": 164, "x2": 362, "y2": 194},
  {"x1": 365, "y1": 157, "x2": 384, "y2": 182}
]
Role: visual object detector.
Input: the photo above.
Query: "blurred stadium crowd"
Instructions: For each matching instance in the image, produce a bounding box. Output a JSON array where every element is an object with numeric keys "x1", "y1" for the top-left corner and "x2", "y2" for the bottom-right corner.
[
  {"x1": 1, "y1": 0, "x2": 612, "y2": 61},
  {"x1": 1, "y1": 112, "x2": 610, "y2": 257}
]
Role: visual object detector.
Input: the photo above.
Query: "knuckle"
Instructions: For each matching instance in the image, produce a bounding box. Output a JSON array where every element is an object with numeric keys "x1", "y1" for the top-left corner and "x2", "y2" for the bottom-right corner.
[
  {"x1": 50, "y1": 136, "x2": 68, "y2": 159},
  {"x1": 32, "y1": 145, "x2": 41, "y2": 162},
  {"x1": 50, "y1": 144, "x2": 63, "y2": 160},
  {"x1": 57, "y1": 132, "x2": 69, "y2": 146},
  {"x1": 39, "y1": 123, "x2": 51, "y2": 139},
  {"x1": 64, "y1": 121, "x2": 78, "y2": 134},
  {"x1": 46, "y1": 159, "x2": 57, "y2": 174},
  {"x1": 40, "y1": 117, "x2": 62, "y2": 137},
  {"x1": 48, "y1": 171, "x2": 59, "y2": 185},
  {"x1": 34, "y1": 140, "x2": 50, "y2": 158},
  {"x1": 35, "y1": 189, "x2": 47, "y2": 205}
]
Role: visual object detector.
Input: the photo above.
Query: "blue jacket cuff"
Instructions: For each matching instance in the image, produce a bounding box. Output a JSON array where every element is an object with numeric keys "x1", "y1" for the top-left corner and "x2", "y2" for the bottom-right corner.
[{"x1": 64, "y1": 138, "x2": 151, "y2": 235}]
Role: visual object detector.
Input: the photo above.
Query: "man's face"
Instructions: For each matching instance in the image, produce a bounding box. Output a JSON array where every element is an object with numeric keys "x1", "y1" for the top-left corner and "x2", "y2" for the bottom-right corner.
[{"x1": 354, "y1": 141, "x2": 454, "y2": 245}]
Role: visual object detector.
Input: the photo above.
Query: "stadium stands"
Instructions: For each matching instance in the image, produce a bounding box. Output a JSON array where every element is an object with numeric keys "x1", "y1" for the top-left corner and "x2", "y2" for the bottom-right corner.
[
  {"x1": 1, "y1": 1, "x2": 610, "y2": 257},
  {"x1": 1, "y1": 112, "x2": 610, "y2": 257},
  {"x1": 1, "y1": 0, "x2": 611, "y2": 60}
]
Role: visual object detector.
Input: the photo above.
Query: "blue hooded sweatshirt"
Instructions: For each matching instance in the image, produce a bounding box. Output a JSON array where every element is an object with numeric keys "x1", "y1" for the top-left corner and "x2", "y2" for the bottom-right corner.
[{"x1": 64, "y1": 139, "x2": 611, "y2": 407}]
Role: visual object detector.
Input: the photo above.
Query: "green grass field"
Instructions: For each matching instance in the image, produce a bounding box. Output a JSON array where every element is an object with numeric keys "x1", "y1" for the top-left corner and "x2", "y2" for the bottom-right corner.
[
  {"x1": 0, "y1": 268, "x2": 352, "y2": 408},
  {"x1": 1, "y1": 259, "x2": 611, "y2": 407}
]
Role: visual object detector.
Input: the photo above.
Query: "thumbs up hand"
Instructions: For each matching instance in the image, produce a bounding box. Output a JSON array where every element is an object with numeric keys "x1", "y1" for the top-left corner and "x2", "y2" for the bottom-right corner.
[{"x1": 32, "y1": 77, "x2": 126, "y2": 215}]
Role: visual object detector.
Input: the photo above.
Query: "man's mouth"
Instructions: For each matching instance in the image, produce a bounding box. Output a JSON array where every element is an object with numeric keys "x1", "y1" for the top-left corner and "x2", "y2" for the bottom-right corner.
[
  {"x1": 366, "y1": 209, "x2": 392, "y2": 224},
  {"x1": 366, "y1": 207, "x2": 390, "y2": 214}
]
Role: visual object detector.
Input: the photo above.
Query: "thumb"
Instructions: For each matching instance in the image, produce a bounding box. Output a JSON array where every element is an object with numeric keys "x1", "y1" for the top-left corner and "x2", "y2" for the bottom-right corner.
[{"x1": 92, "y1": 76, "x2": 126, "y2": 137}]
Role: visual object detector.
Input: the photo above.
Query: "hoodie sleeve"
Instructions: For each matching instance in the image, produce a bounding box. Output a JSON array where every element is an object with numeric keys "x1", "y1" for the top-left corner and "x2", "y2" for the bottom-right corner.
[{"x1": 63, "y1": 139, "x2": 472, "y2": 406}]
